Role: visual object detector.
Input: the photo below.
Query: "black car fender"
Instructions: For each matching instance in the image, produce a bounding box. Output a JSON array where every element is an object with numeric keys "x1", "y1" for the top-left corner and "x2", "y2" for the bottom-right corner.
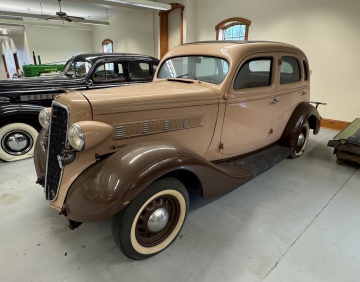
[{"x1": 0, "y1": 103, "x2": 44, "y2": 128}]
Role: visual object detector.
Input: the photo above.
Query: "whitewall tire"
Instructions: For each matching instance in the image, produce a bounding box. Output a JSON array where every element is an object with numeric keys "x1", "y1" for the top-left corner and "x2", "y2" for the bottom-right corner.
[
  {"x1": 112, "y1": 177, "x2": 189, "y2": 260},
  {"x1": 0, "y1": 123, "x2": 39, "y2": 162}
]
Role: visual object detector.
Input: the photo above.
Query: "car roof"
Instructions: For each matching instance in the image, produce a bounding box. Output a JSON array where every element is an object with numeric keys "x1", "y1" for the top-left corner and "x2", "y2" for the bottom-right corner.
[
  {"x1": 71, "y1": 53, "x2": 159, "y2": 63},
  {"x1": 164, "y1": 40, "x2": 307, "y2": 62}
]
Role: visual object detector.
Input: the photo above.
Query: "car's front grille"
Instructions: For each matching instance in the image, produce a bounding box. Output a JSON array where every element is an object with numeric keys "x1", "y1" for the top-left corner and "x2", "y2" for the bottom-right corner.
[{"x1": 45, "y1": 102, "x2": 69, "y2": 201}]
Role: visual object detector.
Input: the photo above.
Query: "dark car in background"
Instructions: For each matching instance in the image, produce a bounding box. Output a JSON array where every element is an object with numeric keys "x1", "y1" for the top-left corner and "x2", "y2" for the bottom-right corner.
[{"x1": 0, "y1": 53, "x2": 159, "y2": 162}]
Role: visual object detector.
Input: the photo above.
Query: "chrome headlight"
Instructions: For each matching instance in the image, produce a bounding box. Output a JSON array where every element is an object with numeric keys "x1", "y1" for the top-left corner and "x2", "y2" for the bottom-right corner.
[
  {"x1": 67, "y1": 123, "x2": 85, "y2": 151},
  {"x1": 39, "y1": 108, "x2": 51, "y2": 129}
]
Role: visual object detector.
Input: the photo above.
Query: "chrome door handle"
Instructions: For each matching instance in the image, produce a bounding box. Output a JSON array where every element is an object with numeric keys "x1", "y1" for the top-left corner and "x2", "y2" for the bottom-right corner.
[{"x1": 272, "y1": 98, "x2": 279, "y2": 104}]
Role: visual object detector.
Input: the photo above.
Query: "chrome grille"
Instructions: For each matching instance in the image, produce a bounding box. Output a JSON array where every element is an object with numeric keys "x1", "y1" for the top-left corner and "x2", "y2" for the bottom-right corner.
[{"x1": 45, "y1": 102, "x2": 69, "y2": 201}]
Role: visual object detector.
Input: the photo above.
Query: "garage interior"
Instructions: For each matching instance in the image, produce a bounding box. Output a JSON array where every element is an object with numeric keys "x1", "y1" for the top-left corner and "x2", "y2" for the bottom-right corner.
[{"x1": 0, "y1": 0, "x2": 359, "y2": 281}]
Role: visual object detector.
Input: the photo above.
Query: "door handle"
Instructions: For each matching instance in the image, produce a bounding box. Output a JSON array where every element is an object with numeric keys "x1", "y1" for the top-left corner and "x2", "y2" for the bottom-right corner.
[
  {"x1": 301, "y1": 91, "x2": 306, "y2": 96},
  {"x1": 271, "y1": 98, "x2": 279, "y2": 104}
]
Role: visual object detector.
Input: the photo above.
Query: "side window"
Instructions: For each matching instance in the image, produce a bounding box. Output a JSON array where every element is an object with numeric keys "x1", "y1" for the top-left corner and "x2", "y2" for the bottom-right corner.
[
  {"x1": 128, "y1": 62, "x2": 150, "y2": 80},
  {"x1": 234, "y1": 58, "x2": 272, "y2": 90},
  {"x1": 93, "y1": 62, "x2": 125, "y2": 82},
  {"x1": 280, "y1": 56, "x2": 301, "y2": 84},
  {"x1": 303, "y1": 60, "x2": 309, "y2": 81}
]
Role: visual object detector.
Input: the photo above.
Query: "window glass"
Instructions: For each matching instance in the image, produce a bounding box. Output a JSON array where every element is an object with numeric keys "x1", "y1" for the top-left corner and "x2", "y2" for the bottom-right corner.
[
  {"x1": 158, "y1": 56, "x2": 229, "y2": 84},
  {"x1": 102, "y1": 39, "x2": 113, "y2": 53},
  {"x1": 93, "y1": 62, "x2": 125, "y2": 82},
  {"x1": 234, "y1": 58, "x2": 272, "y2": 90},
  {"x1": 62, "y1": 60, "x2": 91, "y2": 78},
  {"x1": 216, "y1": 17, "x2": 251, "y2": 41},
  {"x1": 280, "y1": 56, "x2": 301, "y2": 84},
  {"x1": 224, "y1": 24, "x2": 246, "y2": 40},
  {"x1": 128, "y1": 62, "x2": 150, "y2": 80}
]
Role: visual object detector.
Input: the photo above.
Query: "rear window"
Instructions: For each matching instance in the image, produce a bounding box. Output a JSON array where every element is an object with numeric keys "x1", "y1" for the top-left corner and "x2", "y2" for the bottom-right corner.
[
  {"x1": 128, "y1": 62, "x2": 151, "y2": 80},
  {"x1": 280, "y1": 56, "x2": 301, "y2": 84}
]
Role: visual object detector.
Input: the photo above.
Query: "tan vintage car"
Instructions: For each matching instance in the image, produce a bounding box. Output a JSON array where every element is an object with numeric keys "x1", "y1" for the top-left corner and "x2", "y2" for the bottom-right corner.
[{"x1": 34, "y1": 41, "x2": 321, "y2": 260}]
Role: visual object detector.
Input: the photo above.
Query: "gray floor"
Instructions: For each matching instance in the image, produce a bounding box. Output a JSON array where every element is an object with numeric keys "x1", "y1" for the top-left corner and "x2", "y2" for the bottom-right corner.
[{"x1": 0, "y1": 128, "x2": 359, "y2": 282}]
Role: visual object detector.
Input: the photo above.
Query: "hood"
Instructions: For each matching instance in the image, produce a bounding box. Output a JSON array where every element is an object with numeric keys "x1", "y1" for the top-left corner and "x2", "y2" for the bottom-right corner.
[
  {"x1": 0, "y1": 75, "x2": 83, "y2": 93},
  {"x1": 80, "y1": 80, "x2": 220, "y2": 115}
]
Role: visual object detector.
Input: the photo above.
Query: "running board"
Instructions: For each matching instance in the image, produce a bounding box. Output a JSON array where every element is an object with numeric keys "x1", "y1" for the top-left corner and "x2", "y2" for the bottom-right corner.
[{"x1": 215, "y1": 145, "x2": 293, "y2": 178}]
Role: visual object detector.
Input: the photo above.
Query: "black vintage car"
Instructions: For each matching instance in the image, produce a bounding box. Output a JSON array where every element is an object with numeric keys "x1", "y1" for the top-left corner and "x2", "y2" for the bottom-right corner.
[{"x1": 0, "y1": 53, "x2": 159, "y2": 162}]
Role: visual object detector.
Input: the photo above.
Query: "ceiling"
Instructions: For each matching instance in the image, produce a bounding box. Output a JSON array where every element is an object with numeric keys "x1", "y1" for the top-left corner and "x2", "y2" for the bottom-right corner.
[{"x1": 0, "y1": 0, "x2": 170, "y2": 29}]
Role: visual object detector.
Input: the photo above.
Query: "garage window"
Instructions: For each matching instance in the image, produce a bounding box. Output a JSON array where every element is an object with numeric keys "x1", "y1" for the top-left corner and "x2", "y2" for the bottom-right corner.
[
  {"x1": 234, "y1": 58, "x2": 272, "y2": 90},
  {"x1": 216, "y1": 17, "x2": 251, "y2": 41},
  {"x1": 102, "y1": 39, "x2": 113, "y2": 53},
  {"x1": 280, "y1": 56, "x2": 301, "y2": 84}
]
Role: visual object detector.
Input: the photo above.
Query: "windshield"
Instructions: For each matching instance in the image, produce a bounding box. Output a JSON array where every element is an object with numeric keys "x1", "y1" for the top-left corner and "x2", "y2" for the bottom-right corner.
[
  {"x1": 157, "y1": 56, "x2": 229, "y2": 84},
  {"x1": 62, "y1": 60, "x2": 92, "y2": 78}
]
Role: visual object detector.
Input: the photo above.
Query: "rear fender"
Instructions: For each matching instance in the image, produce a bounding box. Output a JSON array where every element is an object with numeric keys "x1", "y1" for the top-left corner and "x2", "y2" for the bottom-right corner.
[{"x1": 280, "y1": 102, "x2": 321, "y2": 149}]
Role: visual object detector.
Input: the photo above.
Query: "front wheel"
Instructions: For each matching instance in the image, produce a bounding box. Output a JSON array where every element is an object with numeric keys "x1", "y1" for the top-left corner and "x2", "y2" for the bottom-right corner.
[
  {"x1": 0, "y1": 123, "x2": 39, "y2": 162},
  {"x1": 290, "y1": 121, "x2": 310, "y2": 159},
  {"x1": 112, "y1": 177, "x2": 189, "y2": 260}
]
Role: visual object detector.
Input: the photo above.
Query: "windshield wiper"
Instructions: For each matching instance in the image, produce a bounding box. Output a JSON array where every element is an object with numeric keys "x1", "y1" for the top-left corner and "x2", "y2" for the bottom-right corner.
[{"x1": 175, "y1": 73, "x2": 200, "y2": 83}]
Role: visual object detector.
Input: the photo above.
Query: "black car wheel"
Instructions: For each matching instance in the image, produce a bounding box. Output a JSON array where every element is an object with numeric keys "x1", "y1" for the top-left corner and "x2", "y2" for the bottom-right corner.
[
  {"x1": 0, "y1": 123, "x2": 38, "y2": 162},
  {"x1": 112, "y1": 177, "x2": 189, "y2": 260}
]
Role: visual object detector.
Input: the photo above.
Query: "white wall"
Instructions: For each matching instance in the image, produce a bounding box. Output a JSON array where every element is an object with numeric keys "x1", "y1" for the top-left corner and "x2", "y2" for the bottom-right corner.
[
  {"x1": 25, "y1": 26, "x2": 93, "y2": 64},
  {"x1": 0, "y1": 29, "x2": 29, "y2": 78},
  {"x1": 193, "y1": 0, "x2": 360, "y2": 122},
  {"x1": 92, "y1": 9, "x2": 155, "y2": 57}
]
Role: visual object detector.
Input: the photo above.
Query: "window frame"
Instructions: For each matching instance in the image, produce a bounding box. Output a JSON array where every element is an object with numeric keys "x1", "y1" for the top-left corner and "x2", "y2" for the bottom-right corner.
[{"x1": 215, "y1": 17, "x2": 251, "y2": 41}]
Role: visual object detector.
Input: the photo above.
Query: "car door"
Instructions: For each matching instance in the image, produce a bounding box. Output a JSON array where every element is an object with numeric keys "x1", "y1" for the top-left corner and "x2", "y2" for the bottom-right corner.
[
  {"x1": 220, "y1": 55, "x2": 277, "y2": 156},
  {"x1": 267, "y1": 53, "x2": 308, "y2": 144}
]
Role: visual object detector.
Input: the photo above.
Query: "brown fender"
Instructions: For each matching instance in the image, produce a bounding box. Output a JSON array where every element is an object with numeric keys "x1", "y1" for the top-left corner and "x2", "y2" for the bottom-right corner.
[
  {"x1": 64, "y1": 141, "x2": 252, "y2": 222},
  {"x1": 33, "y1": 128, "x2": 47, "y2": 186},
  {"x1": 280, "y1": 102, "x2": 321, "y2": 149}
]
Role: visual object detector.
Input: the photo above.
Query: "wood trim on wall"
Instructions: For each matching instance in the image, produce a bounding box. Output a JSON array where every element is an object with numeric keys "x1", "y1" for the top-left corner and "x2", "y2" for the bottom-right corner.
[
  {"x1": 321, "y1": 118, "x2": 351, "y2": 130},
  {"x1": 159, "y1": 3, "x2": 185, "y2": 58}
]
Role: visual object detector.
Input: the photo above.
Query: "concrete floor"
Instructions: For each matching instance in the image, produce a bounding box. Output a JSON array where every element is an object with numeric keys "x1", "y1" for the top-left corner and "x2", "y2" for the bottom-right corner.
[{"x1": 0, "y1": 128, "x2": 359, "y2": 282}]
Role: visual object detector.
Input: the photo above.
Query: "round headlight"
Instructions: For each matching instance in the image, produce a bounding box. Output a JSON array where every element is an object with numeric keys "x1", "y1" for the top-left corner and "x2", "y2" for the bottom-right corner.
[
  {"x1": 39, "y1": 108, "x2": 51, "y2": 129},
  {"x1": 67, "y1": 124, "x2": 85, "y2": 151}
]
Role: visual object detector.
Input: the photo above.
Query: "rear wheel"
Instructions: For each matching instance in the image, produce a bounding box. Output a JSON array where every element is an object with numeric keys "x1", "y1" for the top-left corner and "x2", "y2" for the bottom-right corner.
[
  {"x1": 112, "y1": 177, "x2": 189, "y2": 260},
  {"x1": 0, "y1": 123, "x2": 38, "y2": 162},
  {"x1": 290, "y1": 121, "x2": 310, "y2": 159}
]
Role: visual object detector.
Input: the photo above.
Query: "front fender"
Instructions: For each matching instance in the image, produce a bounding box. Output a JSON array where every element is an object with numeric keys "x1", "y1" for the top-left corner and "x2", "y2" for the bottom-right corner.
[
  {"x1": 64, "y1": 141, "x2": 252, "y2": 222},
  {"x1": 0, "y1": 103, "x2": 44, "y2": 121},
  {"x1": 34, "y1": 128, "x2": 47, "y2": 186},
  {"x1": 280, "y1": 102, "x2": 321, "y2": 149}
]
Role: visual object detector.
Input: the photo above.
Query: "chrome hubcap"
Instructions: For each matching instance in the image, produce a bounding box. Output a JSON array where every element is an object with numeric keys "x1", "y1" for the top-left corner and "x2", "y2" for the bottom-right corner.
[
  {"x1": 1, "y1": 131, "x2": 32, "y2": 155},
  {"x1": 147, "y1": 207, "x2": 170, "y2": 233},
  {"x1": 297, "y1": 133, "x2": 305, "y2": 147}
]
